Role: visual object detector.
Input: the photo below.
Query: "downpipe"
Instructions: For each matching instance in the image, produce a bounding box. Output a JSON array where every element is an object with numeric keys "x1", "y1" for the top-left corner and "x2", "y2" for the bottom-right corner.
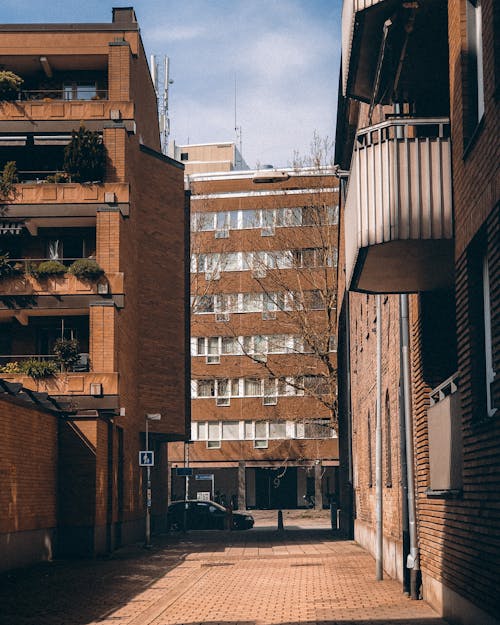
[
  {"x1": 375, "y1": 295, "x2": 383, "y2": 580},
  {"x1": 399, "y1": 294, "x2": 421, "y2": 599}
]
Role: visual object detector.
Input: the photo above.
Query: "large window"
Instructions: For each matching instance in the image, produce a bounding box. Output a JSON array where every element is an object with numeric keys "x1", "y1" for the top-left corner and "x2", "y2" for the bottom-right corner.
[
  {"x1": 483, "y1": 255, "x2": 497, "y2": 417},
  {"x1": 465, "y1": 0, "x2": 485, "y2": 141}
]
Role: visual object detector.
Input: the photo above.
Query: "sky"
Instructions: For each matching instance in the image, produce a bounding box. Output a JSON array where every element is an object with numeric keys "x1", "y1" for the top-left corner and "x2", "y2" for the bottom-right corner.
[{"x1": 1, "y1": 1, "x2": 342, "y2": 168}]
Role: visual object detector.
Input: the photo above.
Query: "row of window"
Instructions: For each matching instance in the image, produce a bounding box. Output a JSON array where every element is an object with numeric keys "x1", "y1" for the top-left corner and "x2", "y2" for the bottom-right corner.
[
  {"x1": 191, "y1": 248, "x2": 338, "y2": 275},
  {"x1": 192, "y1": 334, "x2": 336, "y2": 360},
  {"x1": 192, "y1": 418, "x2": 336, "y2": 448},
  {"x1": 192, "y1": 376, "x2": 329, "y2": 402},
  {"x1": 193, "y1": 289, "x2": 333, "y2": 315},
  {"x1": 191, "y1": 205, "x2": 339, "y2": 234}
]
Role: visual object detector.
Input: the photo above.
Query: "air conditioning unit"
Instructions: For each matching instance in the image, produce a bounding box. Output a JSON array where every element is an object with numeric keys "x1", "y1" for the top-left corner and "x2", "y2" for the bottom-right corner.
[
  {"x1": 206, "y1": 355, "x2": 220, "y2": 364},
  {"x1": 216, "y1": 396, "x2": 230, "y2": 406},
  {"x1": 216, "y1": 312, "x2": 230, "y2": 322},
  {"x1": 262, "y1": 310, "x2": 276, "y2": 320},
  {"x1": 215, "y1": 229, "x2": 229, "y2": 239}
]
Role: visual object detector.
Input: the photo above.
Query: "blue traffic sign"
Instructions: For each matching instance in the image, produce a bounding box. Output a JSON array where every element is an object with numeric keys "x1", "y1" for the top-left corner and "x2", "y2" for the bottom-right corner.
[{"x1": 139, "y1": 451, "x2": 154, "y2": 466}]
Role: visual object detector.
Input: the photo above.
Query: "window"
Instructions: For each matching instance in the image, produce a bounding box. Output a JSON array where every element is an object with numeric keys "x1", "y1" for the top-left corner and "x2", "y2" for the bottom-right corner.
[
  {"x1": 465, "y1": 0, "x2": 485, "y2": 141},
  {"x1": 222, "y1": 421, "x2": 239, "y2": 440},
  {"x1": 221, "y1": 337, "x2": 237, "y2": 355},
  {"x1": 197, "y1": 380, "x2": 215, "y2": 397},
  {"x1": 242, "y1": 210, "x2": 259, "y2": 229},
  {"x1": 244, "y1": 421, "x2": 254, "y2": 439},
  {"x1": 207, "y1": 422, "x2": 221, "y2": 448},
  {"x1": 206, "y1": 337, "x2": 220, "y2": 363},
  {"x1": 197, "y1": 337, "x2": 206, "y2": 355},
  {"x1": 244, "y1": 378, "x2": 261, "y2": 396},
  {"x1": 254, "y1": 421, "x2": 268, "y2": 448},
  {"x1": 304, "y1": 419, "x2": 332, "y2": 439},
  {"x1": 63, "y1": 82, "x2": 97, "y2": 101},
  {"x1": 180, "y1": 152, "x2": 189, "y2": 161},
  {"x1": 195, "y1": 295, "x2": 214, "y2": 314},
  {"x1": 198, "y1": 422, "x2": 207, "y2": 440},
  {"x1": 269, "y1": 421, "x2": 286, "y2": 439},
  {"x1": 483, "y1": 255, "x2": 497, "y2": 417}
]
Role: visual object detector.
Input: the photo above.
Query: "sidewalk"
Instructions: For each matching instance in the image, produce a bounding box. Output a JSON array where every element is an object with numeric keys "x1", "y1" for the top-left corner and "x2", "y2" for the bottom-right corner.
[{"x1": 0, "y1": 528, "x2": 449, "y2": 625}]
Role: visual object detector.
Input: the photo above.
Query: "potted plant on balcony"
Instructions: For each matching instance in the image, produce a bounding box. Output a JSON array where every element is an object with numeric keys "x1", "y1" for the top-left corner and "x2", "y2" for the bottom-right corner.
[
  {"x1": 0, "y1": 71, "x2": 23, "y2": 101},
  {"x1": 20, "y1": 358, "x2": 58, "y2": 379},
  {"x1": 53, "y1": 337, "x2": 80, "y2": 372},
  {"x1": 63, "y1": 126, "x2": 107, "y2": 183},
  {"x1": 68, "y1": 258, "x2": 104, "y2": 280},
  {"x1": 0, "y1": 252, "x2": 22, "y2": 280},
  {"x1": 0, "y1": 161, "x2": 18, "y2": 206},
  {"x1": 33, "y1": 259, "x2": 67, "y2": 279}
]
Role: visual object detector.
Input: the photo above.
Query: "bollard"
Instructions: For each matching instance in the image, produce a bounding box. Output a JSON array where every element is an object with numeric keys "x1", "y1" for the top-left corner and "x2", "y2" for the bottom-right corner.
[{"x1": 277, "y1": 509, "x2": 284, "y2": 531}]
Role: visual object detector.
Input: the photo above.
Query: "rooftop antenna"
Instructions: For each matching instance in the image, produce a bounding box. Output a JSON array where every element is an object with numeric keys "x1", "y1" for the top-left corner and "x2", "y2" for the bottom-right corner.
[
  {"x1": 234, "y1": 75, "x2": 243, "y2": 169},
  {"x1": 150, "y1": 54, "x2": 173, "y2": 154}
]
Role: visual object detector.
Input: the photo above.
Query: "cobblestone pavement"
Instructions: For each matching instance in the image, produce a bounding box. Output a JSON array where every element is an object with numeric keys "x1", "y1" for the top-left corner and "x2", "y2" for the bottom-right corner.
[{"x1": 0, "y1": 526, "x2": 449, "y2": 625}]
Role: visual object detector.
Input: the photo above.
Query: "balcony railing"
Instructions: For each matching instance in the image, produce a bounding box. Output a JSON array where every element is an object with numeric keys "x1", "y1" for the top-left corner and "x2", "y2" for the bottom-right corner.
[
  {"x1": 17, "y1": 89, "x2": 108, "y2": 101},
  {"x1": 0, "y1": 353, "x2": 90, "y2": 372},
  {"x1": 344, "y1": 117, "x2": 454, "y2": 293}
]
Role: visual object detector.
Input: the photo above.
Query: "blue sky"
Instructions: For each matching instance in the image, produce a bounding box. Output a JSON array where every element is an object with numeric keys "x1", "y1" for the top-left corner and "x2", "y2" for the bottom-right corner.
[{"x1": 1, "y1": 1, "x2": 341, "y2": 168}]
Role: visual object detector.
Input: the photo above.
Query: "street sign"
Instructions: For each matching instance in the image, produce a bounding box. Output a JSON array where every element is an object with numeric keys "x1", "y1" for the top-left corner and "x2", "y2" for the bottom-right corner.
[
  {"x1": 195, "y1": 474, "x2": 213, "y2": 480},
  {"x1": 139, "y1": 451, "x2": 154, "y2": 466},
  {"x1": 176, "y1": 467, "x2": 193, "y2": 476}
]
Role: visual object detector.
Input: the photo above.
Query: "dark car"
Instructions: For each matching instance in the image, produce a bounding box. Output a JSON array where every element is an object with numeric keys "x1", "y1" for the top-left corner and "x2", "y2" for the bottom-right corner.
[{"x1": 167, "y1": 500, "x2": 254, "y2": 531}]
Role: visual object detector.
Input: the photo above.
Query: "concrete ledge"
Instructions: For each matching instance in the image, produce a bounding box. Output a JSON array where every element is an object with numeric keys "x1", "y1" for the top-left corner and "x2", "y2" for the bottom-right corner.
[
  {"x1": 354, "y1": 518, "x2": 403, "y2": 581},
  {"x1": 0, "y1": 528, "x2": 56, "y2": 572}
]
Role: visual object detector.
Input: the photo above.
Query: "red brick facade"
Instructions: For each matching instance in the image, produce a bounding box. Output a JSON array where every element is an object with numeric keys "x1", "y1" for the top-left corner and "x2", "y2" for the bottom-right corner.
[{"x1": 0, "y1": 8, "x2": 187, "y2": 564}]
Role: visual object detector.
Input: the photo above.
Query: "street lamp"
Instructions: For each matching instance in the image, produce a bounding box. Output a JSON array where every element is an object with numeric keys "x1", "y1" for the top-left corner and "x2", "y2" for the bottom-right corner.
[{"x1": 145, "y1": 413, "x2": 161, "y2": 548}]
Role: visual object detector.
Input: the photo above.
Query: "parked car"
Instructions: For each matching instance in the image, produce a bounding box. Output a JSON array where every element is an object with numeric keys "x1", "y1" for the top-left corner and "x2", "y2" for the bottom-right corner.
[{"x1": 167, "y1": 500, "x2": 254, "y2": 531}]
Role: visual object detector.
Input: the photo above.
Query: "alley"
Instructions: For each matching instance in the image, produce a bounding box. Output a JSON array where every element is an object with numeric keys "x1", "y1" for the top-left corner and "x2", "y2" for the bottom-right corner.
[{"x1": 0, "y1": 527, "x2": 448, "y2": 625}]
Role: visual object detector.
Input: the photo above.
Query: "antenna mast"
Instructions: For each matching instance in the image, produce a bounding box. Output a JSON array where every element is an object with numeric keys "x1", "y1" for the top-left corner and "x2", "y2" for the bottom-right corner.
[
  {"x1": 150, "y1": 55, "x2": 173, "y2": 155},
  {"x1": 234, "y1": 76, "x2": 243, "y2": 168}
]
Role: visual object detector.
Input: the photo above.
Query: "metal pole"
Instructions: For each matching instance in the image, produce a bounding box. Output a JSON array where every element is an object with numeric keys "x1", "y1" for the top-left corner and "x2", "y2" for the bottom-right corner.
[
  {"x1": 400, "y1": 294, "x2": 420, "y2": 598},
  {"x1": 183, "y1": 442, "x2": 189, "y2": 532},
  {"x1": 375, "y1": 294, "x2": 383, "y2": 580},
  {"x1": 145, "y1": 417, "x2": 151, "y2": 548}
]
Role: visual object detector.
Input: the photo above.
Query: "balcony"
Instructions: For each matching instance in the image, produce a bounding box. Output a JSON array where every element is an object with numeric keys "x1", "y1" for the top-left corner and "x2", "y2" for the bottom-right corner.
[
  {"x1": 344, "y1": 117, "x2": 454, "y2": 293},
  {"x1": 341, "y1": 0, "x2": 449, "y2": 105}
]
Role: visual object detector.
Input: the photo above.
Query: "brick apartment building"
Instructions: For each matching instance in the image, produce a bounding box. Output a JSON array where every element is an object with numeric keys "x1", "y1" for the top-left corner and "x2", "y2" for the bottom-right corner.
[
  {"x1": 0, "y1": 7, "x2": 188, "y2": 568},
  {"x1": 169, "y1": 165, "x2": 340, "y2": 510},
  {"x1": 336, "y1": 0, "x2": 499, "y2": 623}
]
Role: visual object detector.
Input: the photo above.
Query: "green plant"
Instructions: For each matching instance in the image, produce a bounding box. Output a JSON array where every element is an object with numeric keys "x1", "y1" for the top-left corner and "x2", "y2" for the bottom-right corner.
[
  {"x1": 45, "y1": 172, "x2": 69, "y2": 184},
  {"x1": 34, "y1": 260, "x2": 67, "y2": 279},
  {"x1": 0, "y1": 361, "x2": 22, "y2": 374},
  {"x1": 63, "y1": 126, "x2": 107, "y2": 183},
  {"x1": 68, "y1": 258, "x2": 104, "y2": 280},
  {"x1": 0, "y1": 71, "x2": 23, "y2": 101},
  {"x1": 19, "y1": 358, "x2": 57, "y2": 379},
  {"x1": 0, "y1": 161, "x2": 18, "y2": 200},
  {"x1": 53, "y1": 337, "x2": 80, "y2": 371},
  {"x1": 0, "y1": 252, "x2": 21, "y2": 279}
]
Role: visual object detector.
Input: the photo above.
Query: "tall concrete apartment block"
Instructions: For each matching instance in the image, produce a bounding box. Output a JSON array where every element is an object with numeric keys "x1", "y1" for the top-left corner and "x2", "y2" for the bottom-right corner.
[
  {"x1": 0, "y1": 8, "x2": 188, "y2": 564},
  {"x1": 169, "y1": 167, "x2": 339, "y2": 510},
  {"x1": 336, "y1": 0, "x2": 499, "y2": 623}
]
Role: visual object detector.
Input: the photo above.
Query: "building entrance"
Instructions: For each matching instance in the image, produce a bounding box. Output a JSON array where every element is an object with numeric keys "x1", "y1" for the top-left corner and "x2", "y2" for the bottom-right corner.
[{"x1": 255, "y1": 467, "x2": 297, "y2": 509}]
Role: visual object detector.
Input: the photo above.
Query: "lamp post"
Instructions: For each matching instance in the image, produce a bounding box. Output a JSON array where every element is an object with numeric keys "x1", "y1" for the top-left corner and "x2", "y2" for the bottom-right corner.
[{"x1": 145, "y1": 413, "x2": 161, "y2": 547}]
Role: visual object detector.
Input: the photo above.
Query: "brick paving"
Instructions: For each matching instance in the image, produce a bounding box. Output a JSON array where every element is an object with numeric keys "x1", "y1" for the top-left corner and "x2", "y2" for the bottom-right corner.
[{"x1": 0, "y1": 525, "x2": 449, "y2": 625}]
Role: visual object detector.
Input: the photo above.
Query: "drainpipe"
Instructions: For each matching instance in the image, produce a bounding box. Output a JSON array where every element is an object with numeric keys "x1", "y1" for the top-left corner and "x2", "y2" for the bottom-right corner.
[
  {"x1": 399, "y1": 379, "x2": 411, "y2": 595},
  {"x1": 375, "y1": 295, "x2": 383, "y2": 580},
  {"x1": 399, "y1": 294, "x2": 420, "y2": 599}
]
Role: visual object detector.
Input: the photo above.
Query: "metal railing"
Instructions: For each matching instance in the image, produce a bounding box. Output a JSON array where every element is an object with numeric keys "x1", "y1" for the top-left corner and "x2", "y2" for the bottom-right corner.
[
  {"x1": 17, "y1": 89, "x2": 108, "y2": 101},
  {"x1": 8, "y1": 257, "x2": 87, "y2": 271}
]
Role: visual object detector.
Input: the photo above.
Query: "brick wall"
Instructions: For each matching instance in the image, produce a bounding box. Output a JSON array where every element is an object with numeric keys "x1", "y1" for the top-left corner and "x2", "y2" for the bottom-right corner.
[{"x1": 0, "y1": 398, "x2": 58, "y2": 535}]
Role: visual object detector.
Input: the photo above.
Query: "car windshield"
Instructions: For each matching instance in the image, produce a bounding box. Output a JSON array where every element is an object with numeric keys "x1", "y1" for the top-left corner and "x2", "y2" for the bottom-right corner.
[{"x1": 169, "y1": 500, "x2": 227, "y2": 512}]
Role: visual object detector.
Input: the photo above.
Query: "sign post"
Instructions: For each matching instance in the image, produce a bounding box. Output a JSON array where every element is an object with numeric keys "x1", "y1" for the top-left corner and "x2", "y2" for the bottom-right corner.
[{"x1": 143, "y1": 413, "x2": 161, "y2": 547}]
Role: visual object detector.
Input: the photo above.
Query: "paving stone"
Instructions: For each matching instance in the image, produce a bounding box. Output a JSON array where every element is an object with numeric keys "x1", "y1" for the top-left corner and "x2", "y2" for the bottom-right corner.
[{"x1": 0, "y1": 529, "x2": 449, "y2": 625}]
